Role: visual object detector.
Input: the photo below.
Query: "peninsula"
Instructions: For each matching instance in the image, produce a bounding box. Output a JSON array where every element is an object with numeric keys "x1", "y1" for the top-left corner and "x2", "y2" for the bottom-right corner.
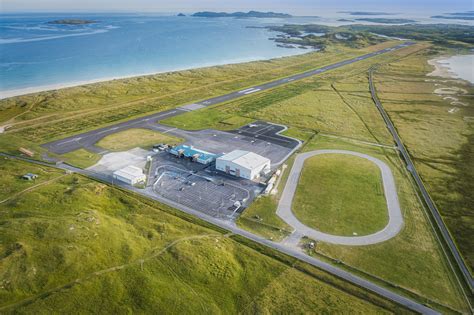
[
  {"x1": 431, "y1": 15, "x2": 474, "y2": 21},
  {"x1": 192, "y1": 11, "x2": 292, "y2": 18},
  {"x1": 354, "y1": 18, "x2": 416, "y2": 24},
  {"x1": 339, "y1": 11, "x2": 396, "y2": 16}
]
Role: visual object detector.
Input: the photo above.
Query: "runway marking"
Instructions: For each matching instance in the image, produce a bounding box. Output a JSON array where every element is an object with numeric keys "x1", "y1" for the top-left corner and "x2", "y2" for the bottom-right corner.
[
  {"x1": 243, "y1": 88, "x2": 261, "y2": 95},
  {"x1": 155, "y1": 110, "x2": 179, "y2": 119},
  {"x1": 97, "y1": 126, "x2": 119, "y2": 135},
  {"x1": 239, "y1": 131, "x2": 292, "y2": 144},
  {"x1": 238, "y1": 87, "x2": 257, "y2": 93},
  {"x1": 253, "y1": 124, "x2": 273, "y2": 136},
  {"x1": 162, "y1": 128, "x2": 177, "y2": 134},
  {"x1": 57, "y1": 137, "x2": 82, "y2": 146}
]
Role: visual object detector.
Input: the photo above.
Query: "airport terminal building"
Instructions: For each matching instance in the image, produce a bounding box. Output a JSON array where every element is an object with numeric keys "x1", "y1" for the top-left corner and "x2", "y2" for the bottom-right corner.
[
  {"x1": 169, "y1": 144, "x2": 217, "y2": 165},
  {"x1": 216, "y1": 150, "x2": 270, "y2": 181}
]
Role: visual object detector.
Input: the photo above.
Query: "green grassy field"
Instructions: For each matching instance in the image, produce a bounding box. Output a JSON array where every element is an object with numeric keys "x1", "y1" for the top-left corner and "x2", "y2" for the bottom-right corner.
[
  {"x1": 0, "y1": 158, "x2": 65, "y2": 201},
  {"x1": 60, "y1": 148, "x2": 102, "y2": 169},
  {"x1": 237, "y1": 196, "x2": 292, "y2": 241},
  {"x1": 0, "y1": 158, "x2": 406, "y2": 313},
  {"x1": 373, "y1": 46, "x2": 474, "y2": 272},
  {"x1": 96, "y1": 128, "x2": 183, "y2": 151},
  {"x1": 293, "y1": 154, "x2": 388, "y2": 236},
  {"x1": 298, "y1": 136, "x2": 467, "y2": 312},
  {"x1": 238, "y1": 134, "x2": 468, "y2": 312},
  {"x1": 162, "y1": 43, "x2": 427, "y2": 146}
]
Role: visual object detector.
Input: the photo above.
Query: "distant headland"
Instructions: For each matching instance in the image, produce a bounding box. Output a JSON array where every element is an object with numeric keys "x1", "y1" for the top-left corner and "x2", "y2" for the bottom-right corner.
[
  {"x1": 47, "y1": 19, "x2": 97, "y2": 25},
  {"x1": 192, "y1": 11, "x2": 292, "y2": 18},
  {"x1": 354, "y1": 18, "x2": 416, "y2": 24},
  {"x1": 338, "y1": 11, "x2": 396, "y2": 16}
]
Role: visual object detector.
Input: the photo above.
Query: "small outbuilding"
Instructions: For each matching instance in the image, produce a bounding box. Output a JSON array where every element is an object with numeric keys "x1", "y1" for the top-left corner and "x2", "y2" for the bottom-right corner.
[
  {"x1": 22, "y1": 173, "x2": 38, "y2": 181},
  {"x1": 113, "y1": 166, "x2": 146, "y2": 185},
  {"x1": 216, "y1": 150, "x2": 270, "y2": 180}
]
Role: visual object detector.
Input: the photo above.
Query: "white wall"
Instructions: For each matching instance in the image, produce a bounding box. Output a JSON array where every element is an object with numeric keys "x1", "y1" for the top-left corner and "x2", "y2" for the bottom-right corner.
[
  {"x1": 216, "y1": 159, "x2": 269, "y2": 180},
  {"x1": 113, "y1": 174, "x2": 145, "y2": 185}
]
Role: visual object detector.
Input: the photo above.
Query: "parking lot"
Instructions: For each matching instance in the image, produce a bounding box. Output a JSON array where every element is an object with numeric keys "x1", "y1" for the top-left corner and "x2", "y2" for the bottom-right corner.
[
  {"x1": 52, "y1": 118, "x2": 300, "y2": 220},
  {"x1": 151, "y1": 160, "x2": 260, "y2": 219},
  {"x1": 158, "y1": 123, "x2": 298, "y2": 168}
]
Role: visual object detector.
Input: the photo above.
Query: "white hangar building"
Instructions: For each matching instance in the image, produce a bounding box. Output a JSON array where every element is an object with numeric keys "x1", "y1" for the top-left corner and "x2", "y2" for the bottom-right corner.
[
  {"x1": 216, "y1": 150, "x2": 271, "y2": 180},
  {"x1": 113, "y1": 165, "x2": 146, "y2": 185}
]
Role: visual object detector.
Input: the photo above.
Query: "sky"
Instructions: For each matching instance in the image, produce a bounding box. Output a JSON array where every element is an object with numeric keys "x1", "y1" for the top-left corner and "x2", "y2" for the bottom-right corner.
[{"x1": 1, "y1": 0, "x2": 472, "y2": 15}]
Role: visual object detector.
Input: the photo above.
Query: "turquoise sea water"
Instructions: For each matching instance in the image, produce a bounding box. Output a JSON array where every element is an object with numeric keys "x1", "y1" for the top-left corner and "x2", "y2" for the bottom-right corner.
[
  {"x1": 0, "y1": 13, "x2": 315, "y2": 94},
  {"x1": 1, "y1": 12, "x2": 472, "y2": 95}
]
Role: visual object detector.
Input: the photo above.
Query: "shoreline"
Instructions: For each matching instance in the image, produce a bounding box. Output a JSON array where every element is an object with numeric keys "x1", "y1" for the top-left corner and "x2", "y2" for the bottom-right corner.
[
  {"x1": 0, "y1": 51, "x2": 310, "y2": 100},
  {"x1": 427, "y1": 56, "x2": 457, "y2": 79},
  {"x1": 427, "y1": 55, "x2": 474, "y2": 84}
]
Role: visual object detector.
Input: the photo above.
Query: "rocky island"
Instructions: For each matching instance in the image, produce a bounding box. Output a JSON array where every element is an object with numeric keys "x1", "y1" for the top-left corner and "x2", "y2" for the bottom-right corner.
[
  {"x1": 339, "y1": 11, "x2": 396, "y2": 16},
  {"x1": 48, "y1": 19, "x2": 97, "y2": 25},
  {"x1": 192, "y1": 11, "x2": 292, "y2": 18},
  {"x1": 354, "y1": 18, "x2": 416, "y2": 24}
]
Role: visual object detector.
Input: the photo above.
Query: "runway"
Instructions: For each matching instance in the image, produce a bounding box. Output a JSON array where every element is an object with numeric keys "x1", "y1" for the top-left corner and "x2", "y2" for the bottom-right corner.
[{"x1": 42, "y1": 42, "x2": 414, "y2": 155}]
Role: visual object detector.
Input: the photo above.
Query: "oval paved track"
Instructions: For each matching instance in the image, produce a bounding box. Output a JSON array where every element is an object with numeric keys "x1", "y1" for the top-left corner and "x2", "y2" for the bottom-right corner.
[{"x1": 277, "y1": 150, "x2": 403, "y2": 246}]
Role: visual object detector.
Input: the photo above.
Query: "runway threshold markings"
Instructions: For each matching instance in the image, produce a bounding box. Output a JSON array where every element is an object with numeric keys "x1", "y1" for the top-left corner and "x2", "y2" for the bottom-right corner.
[
  {"x1": 238, "y1": 87, "x2": 257, "y2": 93},
  {"x1": 243, "y1": 88, "x2": 261, "y2": 95}
]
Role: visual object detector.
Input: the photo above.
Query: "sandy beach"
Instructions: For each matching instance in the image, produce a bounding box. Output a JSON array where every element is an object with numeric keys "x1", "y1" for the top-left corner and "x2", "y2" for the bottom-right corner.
[
  {"x1": 0, "y1": 73, "x2": 158, "y2": 100},
  {"x1": 427, "y1": 56, "x2": 456, "y2": 79},
  {"x1": 427, "y1": 55, "x2": 474, "y2": 83}
]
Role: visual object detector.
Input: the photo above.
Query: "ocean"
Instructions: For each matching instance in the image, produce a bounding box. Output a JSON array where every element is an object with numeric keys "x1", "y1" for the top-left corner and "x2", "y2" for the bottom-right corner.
[
  {"x1": 1, "y1": 12, "x2": 472, "y2": 97},
  {"x1": 0, "y1": 13, "x2": 315, "y2": 96},
  {"x1": 438, "y1": 55, "x2": 474, "y2": 84}
]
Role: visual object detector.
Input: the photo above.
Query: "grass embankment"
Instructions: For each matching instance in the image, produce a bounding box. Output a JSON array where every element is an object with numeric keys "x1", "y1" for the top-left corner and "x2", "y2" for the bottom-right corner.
[
  {"x1": 293, "y1": 154, "x2": 388, "y2": 236},
  {"x1": 60, "y1": 148, "x2": 102, "y2": 169},
  {"x1": 373, "y1": 46, "x2": 474, "y2": 271},
  {"x1": 96, "y1": 128, "x2": 183, "y2": 151},
  {"x1": 0, "y1": 159, "x2": 65, "y2": 201},
  {"x1": 237, "y1": 153, "x2": 304, "y2": 242},
  {"x1": 0, "y1": 158, "x2": 404, "y2": 313},
  {"x1": 237, "y1": 196, "x2": 292, "y2": 241}
]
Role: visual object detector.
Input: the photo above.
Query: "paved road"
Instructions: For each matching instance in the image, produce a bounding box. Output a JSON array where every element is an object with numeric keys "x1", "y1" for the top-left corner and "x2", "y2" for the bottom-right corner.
[
  {"x1": 277, "y1": 150, "x2": 403, "y2": 245},
  {"x1": 369, "y1": 67, "x2": 474, "y2": 293},
  {"x1": 0, "y1": 152, "x2": 438, "y2": 315},
  {"x1": 42, "y1": 42, "x2": 414, "y2": 155}
]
